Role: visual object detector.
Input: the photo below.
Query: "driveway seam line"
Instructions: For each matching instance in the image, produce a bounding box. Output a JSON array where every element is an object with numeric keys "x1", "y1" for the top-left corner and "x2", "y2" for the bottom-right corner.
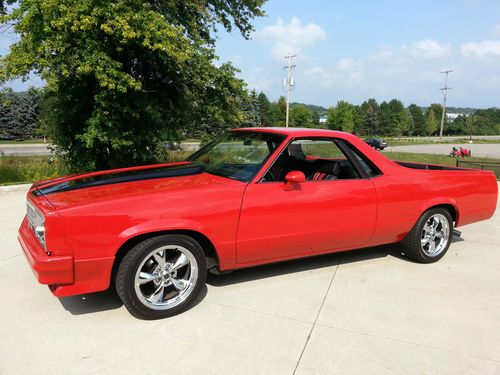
[
  {"x1": 292, "y1": 254, "x2": 343, "y2": 375},
  {"x1": 315, "y1": 324, "x2": 500, "y2": 363},
  {"x1": 202, "y1": 300, "x2": 312, "y2": 325}
]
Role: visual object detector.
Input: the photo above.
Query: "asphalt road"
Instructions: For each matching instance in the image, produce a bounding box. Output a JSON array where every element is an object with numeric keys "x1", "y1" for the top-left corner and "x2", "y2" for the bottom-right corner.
[
  {"x1": 0, "y1": 184, "x2": 499, "y2": 374},
  {"x1": 0, "y1": 143, "x2": 51, "y2": 156},
  {"x1": 1, "y1": 137, "x2": 499, "y2": 157}
]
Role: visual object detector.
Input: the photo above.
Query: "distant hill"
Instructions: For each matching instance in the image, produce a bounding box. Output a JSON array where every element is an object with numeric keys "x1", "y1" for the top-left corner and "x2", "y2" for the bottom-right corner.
[
  {"x1": 290, "y1": 102, "x2": 328, "y2": 114},
  {"x1": 420, "y1": 106, "x2": 480, "y2": 114}
]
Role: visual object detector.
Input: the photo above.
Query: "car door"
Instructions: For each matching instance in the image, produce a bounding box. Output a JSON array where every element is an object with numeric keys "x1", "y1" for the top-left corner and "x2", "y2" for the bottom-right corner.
[{"x1": 236, "y1": 138, "x2": 378, "y2": 265}]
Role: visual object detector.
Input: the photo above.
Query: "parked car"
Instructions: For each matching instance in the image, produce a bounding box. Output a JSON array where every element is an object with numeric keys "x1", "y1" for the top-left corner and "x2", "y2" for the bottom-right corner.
[
  {"x1": 19, "y1": 128, "x2": 498, "y2": 319},
  {"x1": 364, "y1": 137, "x2": 388, "y2": 150}
]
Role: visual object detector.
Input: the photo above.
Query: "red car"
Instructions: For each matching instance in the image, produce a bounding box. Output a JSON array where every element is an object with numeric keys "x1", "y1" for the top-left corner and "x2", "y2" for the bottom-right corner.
[{"x1": 19, "y1": 128, "x2": 498, "y2": 319}]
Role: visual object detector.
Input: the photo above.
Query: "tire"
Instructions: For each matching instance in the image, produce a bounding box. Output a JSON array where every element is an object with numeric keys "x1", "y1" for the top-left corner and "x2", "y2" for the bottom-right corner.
[
  {"x1": 116, "y1": 234, "x2": 207, "y2": 319},
  {"x1": 401, "y1": 208, "x2": 453, "y2": 263}
]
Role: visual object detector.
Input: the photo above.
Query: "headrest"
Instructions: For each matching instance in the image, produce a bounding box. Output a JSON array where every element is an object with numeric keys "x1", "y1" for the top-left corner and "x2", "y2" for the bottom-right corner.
[{"x1": 288, "y1": 143, "x2": 306, "y2": 160}]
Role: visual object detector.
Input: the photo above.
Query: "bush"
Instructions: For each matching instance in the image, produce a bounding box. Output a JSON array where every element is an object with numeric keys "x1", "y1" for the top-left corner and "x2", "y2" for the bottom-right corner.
[{"x1": 0, "y1": 156, "x2": 67, "y2": 184}]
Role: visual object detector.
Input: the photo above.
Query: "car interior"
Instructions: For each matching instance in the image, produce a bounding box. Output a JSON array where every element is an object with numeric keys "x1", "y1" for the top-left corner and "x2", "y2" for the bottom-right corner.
[{"x1": 261, "y1": 140, "x2": 361, "y2": 182}]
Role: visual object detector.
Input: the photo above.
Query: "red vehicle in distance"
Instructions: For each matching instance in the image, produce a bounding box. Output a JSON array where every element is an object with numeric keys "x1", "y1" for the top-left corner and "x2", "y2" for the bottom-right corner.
[
  {"x1": 450, "y1": 146, "x2": 472, "y2": 157},
  {"x1": 19, "y1": 128, "x2": 497, "y2": 319}
]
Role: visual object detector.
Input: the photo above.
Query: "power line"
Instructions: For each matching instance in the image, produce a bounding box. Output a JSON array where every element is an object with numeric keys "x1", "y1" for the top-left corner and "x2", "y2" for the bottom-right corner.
[
  {"x1": 283, "y1": 54, "x2": 297, "y2": 128},
  {"x1": 439, "y1": 70, "x2": 453, "y2": 140}
]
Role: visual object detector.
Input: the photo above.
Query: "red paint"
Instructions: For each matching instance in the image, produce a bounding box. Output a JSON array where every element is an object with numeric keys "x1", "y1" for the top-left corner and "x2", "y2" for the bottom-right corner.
[{"x1": 19, "y1": 128, "x2": 498, "y2": 298}]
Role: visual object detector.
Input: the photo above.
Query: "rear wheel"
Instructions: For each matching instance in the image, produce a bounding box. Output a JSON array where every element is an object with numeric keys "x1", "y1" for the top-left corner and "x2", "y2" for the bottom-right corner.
[
  {"x1": 401, "y1": 208, "x2": 453, "y2": 263},
  {"x1": 116, "y1": 235, "x2": 207, "y2": 319}
]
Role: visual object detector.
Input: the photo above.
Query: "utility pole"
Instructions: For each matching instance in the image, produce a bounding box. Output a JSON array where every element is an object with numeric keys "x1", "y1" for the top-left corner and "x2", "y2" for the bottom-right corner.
[
  {"x1": 283, "y1": 54, "x2": 296, "y2": 127},
  {"x1": 439, "y1": 70, "x2": 453, "y2": 140}
]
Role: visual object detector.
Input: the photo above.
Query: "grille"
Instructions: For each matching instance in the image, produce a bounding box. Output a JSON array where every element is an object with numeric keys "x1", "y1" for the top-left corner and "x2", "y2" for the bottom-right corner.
[{"x1": 26, "y1": 200, "x2": 36, "y2": 231}]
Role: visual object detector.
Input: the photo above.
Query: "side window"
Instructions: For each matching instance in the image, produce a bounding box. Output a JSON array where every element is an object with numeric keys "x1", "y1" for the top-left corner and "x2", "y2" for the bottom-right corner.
[
  {"x1": 340, "y1": 140, "x2": 382, "y2": 178},
  {"x1": 262, "y1": 139, "x2": 360, "y2": 182}
]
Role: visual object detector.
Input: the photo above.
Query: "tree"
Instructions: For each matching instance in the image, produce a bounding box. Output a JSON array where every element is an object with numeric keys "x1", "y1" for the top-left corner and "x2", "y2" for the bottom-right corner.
[
  {"x1": 408, "y1": 104, "x2": 425, "y2": 136},
  {"x1": 0, "y1": 88, "x2": 41, "y2": 140},
  {"x1": 269, "y1": 96, "x2": 287, "y2": 127},
  {"x1": 0, "y1": 0, "x2": 265, "y2": 171},
  {"x1": 241, "y1": 89, "x2": 260, "y2": 128},
  {"x1": 378, "y1": 99, "x2": 411, "y2": 136},
  {"x1": 424, "y1": 103, "x2": 443, "y2": 135},
  {"x1": 290, "y1": 104, "x2": 313, "y2": 128},
  {"x1": 359, "y1": 98, "x2": 379, "y2": 135},
  {"x1": 424, "y1": 109, "x2": 439, "y2": 136},
  {"x1": 327, "y1": 101, "x2": 356, "y2": 133},
  {"x1": 257, "y1": 92, "x2": 272, "y2": 126}
]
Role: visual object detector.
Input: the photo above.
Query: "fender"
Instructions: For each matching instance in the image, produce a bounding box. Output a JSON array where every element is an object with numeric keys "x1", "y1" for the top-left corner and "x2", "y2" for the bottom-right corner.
[
  {"x1": 419, "y1": 197, "x2": 459, "y2": 224},
  {"x1": 116, "y1": 218, "x2": 235, "y2": 268}
]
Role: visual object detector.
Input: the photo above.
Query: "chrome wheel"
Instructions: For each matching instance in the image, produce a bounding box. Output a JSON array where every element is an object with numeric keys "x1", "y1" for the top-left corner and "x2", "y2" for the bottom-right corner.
[
  {"x1": 134, "y1": 245, "x2": 198, "y2": 310},
  {"x1": 420, "y1": 213, "x2": 450, "y2": 257}
]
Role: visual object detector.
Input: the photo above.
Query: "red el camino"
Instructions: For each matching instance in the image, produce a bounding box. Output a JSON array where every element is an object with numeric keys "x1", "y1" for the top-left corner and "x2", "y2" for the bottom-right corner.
[{"x1": 19, "y1": 128, "x2": 498, "y2": 319}]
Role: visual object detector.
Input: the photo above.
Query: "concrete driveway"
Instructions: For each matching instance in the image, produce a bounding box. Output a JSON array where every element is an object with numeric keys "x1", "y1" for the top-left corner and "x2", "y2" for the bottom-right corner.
[{"x1": 0, "y1": 184, "x2": 499, "y2": 375}]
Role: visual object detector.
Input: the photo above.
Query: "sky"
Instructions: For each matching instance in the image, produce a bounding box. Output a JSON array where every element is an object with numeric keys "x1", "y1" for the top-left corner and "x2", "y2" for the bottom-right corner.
[
  {"x1": 213, "y1": 0, "x2": 500, "y2": 108},
  {"x1": 1, "y1": 0, "x2": 499, "y2": 109}
]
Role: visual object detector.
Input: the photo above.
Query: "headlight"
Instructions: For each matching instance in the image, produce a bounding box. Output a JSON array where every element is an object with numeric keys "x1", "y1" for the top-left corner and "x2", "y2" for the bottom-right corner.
[{"x1": 27, "y1": 200, "x2": 46, "y2": 250}]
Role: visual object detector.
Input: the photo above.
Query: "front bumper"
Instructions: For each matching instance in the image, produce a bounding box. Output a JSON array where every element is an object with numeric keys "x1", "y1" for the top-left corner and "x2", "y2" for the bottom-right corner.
[{"x1": 18, "y1": 217, "x2": 74, "y2": 285}]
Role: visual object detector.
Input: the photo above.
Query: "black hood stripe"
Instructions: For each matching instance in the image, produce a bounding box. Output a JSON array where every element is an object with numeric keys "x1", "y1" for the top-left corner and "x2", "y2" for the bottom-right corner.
[{"x1": 34, "y1": 165, "x2": 203, "y2": 196}]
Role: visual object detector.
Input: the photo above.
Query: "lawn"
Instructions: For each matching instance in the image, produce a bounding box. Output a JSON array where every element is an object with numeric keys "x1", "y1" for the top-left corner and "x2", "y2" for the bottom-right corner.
[
  {"x1": 0, "y1": 151, "x2": 190, "y2": 185},
  {"x1": 383, "y1": 151, "x2": 500, "y2": 178},
  {"x1": 0, "y1": 139, "x2": 47, "y2": 144},
  {"x1": 385, "y1": 138, "x2": 500, "y2": 146},
  {"x1": 2, "y1": 151, "x2": 499, "y2": 185},
  {"x1": 0, "y1": 156, "x2": 67, "y2": 185}
]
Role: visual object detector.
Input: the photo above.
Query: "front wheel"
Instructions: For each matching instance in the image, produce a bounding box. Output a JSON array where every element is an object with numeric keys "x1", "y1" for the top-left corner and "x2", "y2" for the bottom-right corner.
[
  {"x1": 401, "y1": 208, "x2": 453, "y2": 263},
  {"x1": 116, "y1": 235, "x2": 207, "y2": 319}
]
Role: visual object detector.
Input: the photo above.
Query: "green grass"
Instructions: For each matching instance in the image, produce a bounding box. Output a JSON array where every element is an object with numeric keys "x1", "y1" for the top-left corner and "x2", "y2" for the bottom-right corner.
[
  {"x1": 383, "y1": 151, "x2": 500, "y2": 179},
  {"x1": 383, "y1": 151, "x2": 499, "y2": 166},
  {"x1": 0, "y1": 151, "x2": 192, "y2": 185},
  {"x1": 386, "y1": 138, "x2": 500, "y2": 146},
  {"x1": 0, "y1": 139, "x2": 47, "y2": 144},
  {"x1": 2, "y1": 150, "x2": 498, "y2": 186},
  {"x1": 0, "y1": 156, "x2": 68, "y2": 185}
]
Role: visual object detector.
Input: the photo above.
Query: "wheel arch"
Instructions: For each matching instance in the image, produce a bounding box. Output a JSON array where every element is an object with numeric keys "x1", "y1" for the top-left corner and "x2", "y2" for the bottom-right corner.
[
  {"x1": 421, "y1": 202, "x2": 459, "y2": 224},
  {"x1": 111, "y1": 229, "x2": 220, "y2": 285}
]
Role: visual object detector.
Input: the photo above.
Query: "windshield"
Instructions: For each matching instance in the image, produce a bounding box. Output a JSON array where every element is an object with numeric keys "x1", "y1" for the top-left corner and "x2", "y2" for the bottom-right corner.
[{"x1": 187, "y1": 131, "x2": 286, "y2": 182}]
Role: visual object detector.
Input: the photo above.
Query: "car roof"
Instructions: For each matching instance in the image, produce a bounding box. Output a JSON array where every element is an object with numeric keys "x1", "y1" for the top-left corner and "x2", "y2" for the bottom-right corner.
[{"x1": 232, "y1": 127, "x2": 349, "y2": 138}]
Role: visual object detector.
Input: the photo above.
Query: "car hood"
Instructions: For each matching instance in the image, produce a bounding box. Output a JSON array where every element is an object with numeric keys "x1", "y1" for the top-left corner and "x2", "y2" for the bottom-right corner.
[{"x1": 30, "y1": 162, "x2": 243, "y2": 210}]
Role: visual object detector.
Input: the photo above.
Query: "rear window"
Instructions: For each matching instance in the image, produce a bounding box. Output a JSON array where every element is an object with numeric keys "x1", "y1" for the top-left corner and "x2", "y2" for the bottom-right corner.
[{"x1": 340, "y1": 141, "x2": 382, "y2": 178}]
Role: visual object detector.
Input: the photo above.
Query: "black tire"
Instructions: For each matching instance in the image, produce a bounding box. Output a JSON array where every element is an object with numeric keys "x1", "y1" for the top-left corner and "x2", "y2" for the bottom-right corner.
[
  {"x1": 401, "y1": 208, "x2": 453, "y2": 263},
  {"x1": 116, "y1": 234, "x2": 207, "y2": 319}
]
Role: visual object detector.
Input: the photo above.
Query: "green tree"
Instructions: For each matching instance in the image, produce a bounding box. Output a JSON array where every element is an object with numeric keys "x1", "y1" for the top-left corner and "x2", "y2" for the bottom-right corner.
[
  {"x1": 257, "y1": 92, "x2": 272, "y2": 126},
  {"x1": 470, "y1": 108, "x2": 500, "y2": 135},
  {"x1": 408, "y1": 104, "x2": 425, "y2": 136},
  {"x1": 0, "y1": 88, "x2": 42, "y2": 140},
  {"x1": 269, "y1": 96, "x2": 287, "y2": 127},
  {"x1": 378, "y1": 99, "x2": 411, "y2": 136},
  {"x1": 290, "y1": 104, "x2": 313, "y2": 127},
  {"x1": 424, "y1": 108, "x2": 439, "y2": 135},
  {"x1": 0, "y1": 0, "x2": 265, "y2": 171},
  {"x1": 241, "y1": 89, "x2": 260, "y2": 128},
  {"x1": 359, "y1": 98, "x2": 379, "y2": 135},
  {"x1": 327, "y1": 100, "x2": 356, "y2": 133}
]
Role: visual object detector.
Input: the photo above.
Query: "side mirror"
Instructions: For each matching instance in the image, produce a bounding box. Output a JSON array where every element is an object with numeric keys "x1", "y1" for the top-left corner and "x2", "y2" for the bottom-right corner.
[{"x1": 284, "y1": 171, "x2": 306, "y2": 184}]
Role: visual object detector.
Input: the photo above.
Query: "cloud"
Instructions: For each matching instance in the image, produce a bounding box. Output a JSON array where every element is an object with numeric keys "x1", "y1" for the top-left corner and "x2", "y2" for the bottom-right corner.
[
  {"x1": 494, "y1": 24, "x2": 500, "y2": 37},
  {"x1": 461, "y1": 40, "x2": 500, "y2": 58},
  {"x1": 256, "y1": 17, "x2": 327, "y2": 59},
  {"x1": 405, "y1": 40, "x2": 452, "y2": 59}
]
